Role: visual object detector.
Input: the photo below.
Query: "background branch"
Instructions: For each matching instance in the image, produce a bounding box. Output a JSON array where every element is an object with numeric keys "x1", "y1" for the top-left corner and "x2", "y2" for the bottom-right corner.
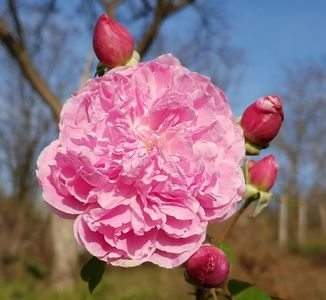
[
  {"x1": 0, "y1": 18, "x2": 61, "y2": 121},
  {"x1": 97, "y1": 0, "x2": 123, "y2": 17},
  {"x1": 7, "y1": 0, "x2": 25, "y2": 44},
  {"x1": 137, "y1": 0, "x2": 194, "y2": 56}
]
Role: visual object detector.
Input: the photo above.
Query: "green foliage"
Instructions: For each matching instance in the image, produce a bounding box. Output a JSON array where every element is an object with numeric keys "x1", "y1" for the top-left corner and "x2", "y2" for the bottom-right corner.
[
  {"x1": 80, "y1": 257, "x2": 105, "y2": 293},
  {"x1": 0, "y1": 265, "x2": 188, "y2": 300},
  {"x1": 228, "y1": 279, "x2": 253, "y2": 295},
  {"x1": 233, "y1": 287, "x2": 272, "y2": 300},
  {"x1": 25, "y1": 262, "x2": 48, "y2": 279},
  {"x1": 227, "y1": 279, "x2": 272, "y2": 300},
  {"x1": 217, "y1": 242, "x2": 234, "y2": 267}
]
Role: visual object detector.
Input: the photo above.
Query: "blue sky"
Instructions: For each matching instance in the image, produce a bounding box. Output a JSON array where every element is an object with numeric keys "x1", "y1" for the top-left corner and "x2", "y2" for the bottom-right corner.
[
  {"x1": 3, "y1": 0, "x2": 325, "y2": 111},
  {"x1": 227, "y1": 0, "x2": 326, "y2": 114},
  {"x1": 1, "y1": 1, "x2": 324, "y2": 196},
  {"x1": 53, "y1": 0, "x2": 326, "y2": 114},
  {"x1": 225, "y1": 1, "x2": 326, "y2": 193}
]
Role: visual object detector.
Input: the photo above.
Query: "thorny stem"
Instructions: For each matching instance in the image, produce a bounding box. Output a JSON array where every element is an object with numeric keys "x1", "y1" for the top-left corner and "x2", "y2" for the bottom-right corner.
[{"x1": 218, "y1": 195, "x2": 258, "y2": 243}]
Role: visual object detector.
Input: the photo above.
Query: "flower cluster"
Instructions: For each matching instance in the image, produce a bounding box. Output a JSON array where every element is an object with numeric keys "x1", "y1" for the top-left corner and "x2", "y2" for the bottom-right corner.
[{"x1": 37, "y1": 54, "x2": 245, "y2": 268}]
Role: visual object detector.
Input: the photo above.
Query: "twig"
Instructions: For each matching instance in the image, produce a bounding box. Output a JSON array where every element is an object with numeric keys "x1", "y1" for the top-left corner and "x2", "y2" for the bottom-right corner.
[
  {"x1": 0, "y1": 18, "x2": 62, "y2": 121},
  {"x1": 218, "y1": 195, "x2": 258, "y2": 242},
  {"x1": 79, "y1": 52, "x2": 94, "y2": 87},
  {"x1": 7, "y1": 0, "x2": 25, "y2": 44},
  {"x1": 195, "y1": 287, "x2": 206, "y2": 300},
  {"x1": 97, "y1": 0, "x2": 123, "y2": 17},
  {"x1": 211, "y1": 288, "x2": 218, "y2": 300},
  {"x1": 137, "y1": 0, "x2": 193, "y2": 56}
]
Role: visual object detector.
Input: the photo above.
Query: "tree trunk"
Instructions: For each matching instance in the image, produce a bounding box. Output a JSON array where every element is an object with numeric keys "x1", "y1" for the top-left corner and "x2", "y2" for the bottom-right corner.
[
  {"x1": 278, "y1": 195, "x2": 289, "y2": 249},
  {"x1": 50, "y1": 215, "x2": 79, "y2": 289},
  {"x1": 297, "y1": 198, "x2": 307, "y2": 247},
  {"x1": 319, "y1": 203, "x2": 326, "y2": 234},
  {"x1": 0, "y1": 18, "x2": 79, "y2": 288}
]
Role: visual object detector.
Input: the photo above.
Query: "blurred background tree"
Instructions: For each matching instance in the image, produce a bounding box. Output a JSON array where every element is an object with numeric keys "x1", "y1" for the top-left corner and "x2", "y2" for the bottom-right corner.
[{"x1": 276, "y1": 59, "x2": 326, "y2": 247}]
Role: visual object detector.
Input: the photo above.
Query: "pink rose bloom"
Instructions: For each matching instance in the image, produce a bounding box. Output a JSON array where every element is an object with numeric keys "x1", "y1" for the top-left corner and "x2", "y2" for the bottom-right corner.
[{"x1": 36, "y1": 54, "x2": 245, "y2": 268}]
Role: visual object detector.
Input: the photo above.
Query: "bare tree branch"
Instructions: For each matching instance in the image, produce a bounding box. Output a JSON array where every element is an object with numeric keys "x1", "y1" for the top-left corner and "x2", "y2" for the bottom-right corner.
[
  {"x1": 79, "y1": 52, "x2": 94, "y2": 87},
  {"x1": 0, "y1": 18, "x2": 62, "y2": 121},
  {"x1": 7, "y1": 0, "x2": 25, "y2": 44},
  {"x1": 137, "y1": 0, "x2": 167, "y2": 56},
  {"x1": 166, "y1": 0, "x2": 194, "y2": 14},
  {"x1": 137, "y1": 0, "x2": 194, "y2": 57}
]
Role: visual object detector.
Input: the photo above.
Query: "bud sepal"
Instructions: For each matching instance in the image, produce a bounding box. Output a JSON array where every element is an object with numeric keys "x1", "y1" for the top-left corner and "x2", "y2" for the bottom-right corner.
[
  {"x1": 252, "y1": 191, "x2": 273, "y2": 217},
  {"x1": 124, "y1": 50, "x2": 140, "y2": 67},
  {"x1": 245, "y1": 140, "x2": 262, "y2": 156}
]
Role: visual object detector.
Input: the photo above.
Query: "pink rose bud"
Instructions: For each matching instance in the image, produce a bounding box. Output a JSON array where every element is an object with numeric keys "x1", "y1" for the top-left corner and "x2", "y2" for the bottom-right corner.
[
  {"x1": 248, "y1": 155, "x2": 278, "y2": 192},
  {"x1": 93, "y1": 14, "x2": 134, "y2": 67},
  {"x1": 241, "y1": 96, "x2": 284, "y2": 145},
  {"x1": 185, "y1": 245, "x2": 230, "y2": 288}
]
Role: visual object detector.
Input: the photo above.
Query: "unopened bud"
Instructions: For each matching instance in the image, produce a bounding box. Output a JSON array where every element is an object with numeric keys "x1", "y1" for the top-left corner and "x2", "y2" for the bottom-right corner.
[
  {"x1": 185, "y1": 245, "x2": 230, "y2": 288},
  {"x1": 248, "y1": 155, "x2": 278, "y2": 192},
  {"x1": 93, "y1": 14, "x2": 134, "y2": 68},
  {"x1": 241, "y1": 96, "x2": 284, "y2": 146}
]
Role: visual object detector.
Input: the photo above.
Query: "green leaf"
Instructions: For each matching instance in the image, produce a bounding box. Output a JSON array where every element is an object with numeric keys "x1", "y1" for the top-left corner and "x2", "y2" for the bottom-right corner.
[
  {"x1": 228, "y1": 279, "x2": 253, "y2": 295},
  {"x1": 234, "y1": 287, "x2": 272, "y2": 300},
  {"x1": 80, "y1": 256, "x2": 106, "y2": 293},
  {"x1": 217, "y1": 242, "x2": 234, "y2": 267}
]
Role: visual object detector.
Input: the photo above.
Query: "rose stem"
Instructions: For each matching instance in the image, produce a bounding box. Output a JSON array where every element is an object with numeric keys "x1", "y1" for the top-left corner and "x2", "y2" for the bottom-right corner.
[
  {"x1": 211, "y1": 288, "x2": 218, "y2": 300},
  {"x1": 195, "y1": 287, "x2": 207, "y2": 300},
  {"x1": 218, "y1": 195, "x2": 258, "y2": 242}
]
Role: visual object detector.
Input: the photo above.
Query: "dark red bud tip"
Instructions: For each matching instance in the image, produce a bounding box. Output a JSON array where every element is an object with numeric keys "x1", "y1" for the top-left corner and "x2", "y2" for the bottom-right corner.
[
  {"x1": 93, "y1": 14, "x2": 134, "y2": 68},
  {"x1": 185, "y1": 245, "x2": 230, "y2": 288},
  {"x1": 248, "y1": 154, "x2": 278, "y2": 192},
  {"x1": 241, "y1": 96, "x2": 284, "y2": 145}
]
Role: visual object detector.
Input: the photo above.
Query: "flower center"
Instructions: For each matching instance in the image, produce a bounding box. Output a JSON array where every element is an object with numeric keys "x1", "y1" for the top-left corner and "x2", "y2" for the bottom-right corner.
[{"x1": 144, "y1": 139, "x2": 154, "y2": 151}]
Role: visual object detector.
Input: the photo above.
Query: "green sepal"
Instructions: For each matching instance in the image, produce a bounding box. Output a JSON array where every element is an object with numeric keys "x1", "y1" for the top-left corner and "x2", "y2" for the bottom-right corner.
[
  {"x1": 244, "y1": 184, "x2": 259, "y2": 200},
  {"x1": 125, "y1": 50, "x2": 140, "y2": 66},
  {"x1": 252, "y1": 191, "x2": 273, "y2": 217},
  {"x1": 245, "y1": 141, "x2": 261, "y2": 156},
  {"x1": 95, "y1": 63, "x2": 109, "y2": 77}
]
